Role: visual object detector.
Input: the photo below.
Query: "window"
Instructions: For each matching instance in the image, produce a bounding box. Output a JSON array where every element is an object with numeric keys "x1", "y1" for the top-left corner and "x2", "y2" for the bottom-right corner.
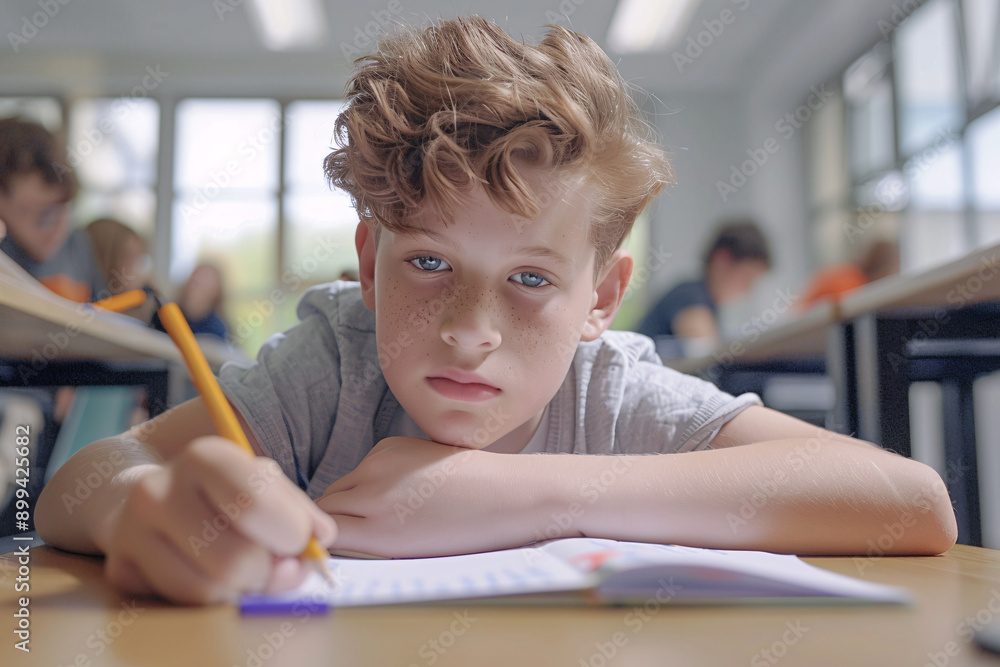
[
  {"x1": 962, "y1": 0, "x2": 1000, "y2": 110},
  {"x1": 68, "y1": 98, "x2": 159, "y2": 237},
  {"x1": 171, "y1": 98, "x2": 357, "y2": 353},
  {"x1": 845, "y1": 43, "x2": 895, "y2": 178},
  {"x1": 818, "y1": 0, "x2": 1000, "y2": 272},
  {"x1": 0, "y1": 97, "x2": 62, "y2": 132},
  {"x1": 969, "y1": 107, "x2": 1000, "y2": 242},
  {"x1": 283, "y1": 100, "x2": 357, "y2": 284},
  {"x1": 895, "y1": 0, "x2": 964, "y2": 157}
]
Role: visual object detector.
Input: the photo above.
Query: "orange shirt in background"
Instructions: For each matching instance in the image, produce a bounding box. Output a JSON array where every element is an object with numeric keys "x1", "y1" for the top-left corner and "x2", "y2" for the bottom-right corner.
[{"x1": 798, "y1": 264, "x2": 867, "y2": 311}]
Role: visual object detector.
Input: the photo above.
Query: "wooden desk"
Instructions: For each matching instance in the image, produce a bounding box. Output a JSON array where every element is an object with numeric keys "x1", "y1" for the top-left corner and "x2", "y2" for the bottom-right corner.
[{"x1": 2, "y1": 545, "x2": 1000, "y2": 666}]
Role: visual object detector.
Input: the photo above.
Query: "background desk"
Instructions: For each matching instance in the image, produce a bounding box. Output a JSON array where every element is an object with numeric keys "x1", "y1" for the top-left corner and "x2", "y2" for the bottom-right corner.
[
  {"x1": 0, "y1": 272, "x2": 246, "y2": 412},
  {"x1": 2, "y1": 545, "x2": 1000, "y2": 666},
  {"x1": 665, "y1": 243, "x2": 1000, "y2": 547}
]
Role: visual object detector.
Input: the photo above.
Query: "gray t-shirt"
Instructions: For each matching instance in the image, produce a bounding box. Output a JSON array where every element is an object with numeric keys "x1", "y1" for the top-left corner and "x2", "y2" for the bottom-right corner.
[{"x1": 219, "y1": 282, "x2": 761, "y2": 499}]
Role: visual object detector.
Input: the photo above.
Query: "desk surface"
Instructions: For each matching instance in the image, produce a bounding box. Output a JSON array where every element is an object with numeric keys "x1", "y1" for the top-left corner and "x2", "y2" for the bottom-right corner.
[
  {"x1": 3, "y1": 545, "x2": 1000, "y2": 666},
  {"x1": 0, "y1": 273, "x2": 244, "y2": 372}
]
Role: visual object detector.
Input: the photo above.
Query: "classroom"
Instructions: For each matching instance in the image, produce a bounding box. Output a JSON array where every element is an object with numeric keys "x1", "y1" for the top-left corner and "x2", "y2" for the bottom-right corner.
[{"x1": 2, "y1": 0, "x2": 1000, "y2": 664}]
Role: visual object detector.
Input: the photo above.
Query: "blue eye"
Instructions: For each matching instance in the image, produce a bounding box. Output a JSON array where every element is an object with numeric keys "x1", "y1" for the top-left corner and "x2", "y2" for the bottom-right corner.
[
  {"x1": 511, "y1": 272, "x2": 550, "y2": 288},
  {"x1": 409, "y1": 256, "x2": 450, "y2": 272}
]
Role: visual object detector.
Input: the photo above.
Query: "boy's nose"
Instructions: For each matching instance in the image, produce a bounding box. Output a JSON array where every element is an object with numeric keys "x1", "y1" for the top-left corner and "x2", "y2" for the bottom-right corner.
[{"x1": 439, "y1": 291, "x2": 502, "y2": 351}]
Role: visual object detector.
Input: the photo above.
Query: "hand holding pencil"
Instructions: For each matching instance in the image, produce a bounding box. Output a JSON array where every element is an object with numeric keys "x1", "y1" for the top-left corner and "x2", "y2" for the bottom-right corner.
[
  {"x1": 156, "y1": 302, "x2": 338, "y2": 587},
  {"x1": 92, "y1": 293, "x2": 338, "y2": 605}
]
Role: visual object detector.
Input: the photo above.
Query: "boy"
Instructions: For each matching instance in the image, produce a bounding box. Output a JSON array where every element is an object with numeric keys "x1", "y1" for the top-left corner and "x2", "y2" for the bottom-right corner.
[
  {"x1": 0, "y1": 117, "x2": 106, "y2": 299},
  {"x1": 637, "y1": 220, "x2": 771, "y2": 347},
  {"x1": 36, "y1": 17, "x2": 955, "y2": 605}
]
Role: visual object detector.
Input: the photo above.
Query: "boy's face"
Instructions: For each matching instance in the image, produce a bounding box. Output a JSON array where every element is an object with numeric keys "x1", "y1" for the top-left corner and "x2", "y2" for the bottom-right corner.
[
  {"x1": 356, "y1": 167, "x2": 628, "y2": 452},
  {"x1": 0, "y1": 172, "x2": 70, "y2": 263}
]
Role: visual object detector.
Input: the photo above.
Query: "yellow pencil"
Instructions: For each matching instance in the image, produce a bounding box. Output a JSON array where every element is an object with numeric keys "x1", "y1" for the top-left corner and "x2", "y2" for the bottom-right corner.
[
  {"x1": 157, "y1": 302, "x2": 336, "y2": 586},
  {"x1": 93, "y1": 289, "x2": 148, "y2": 313}
]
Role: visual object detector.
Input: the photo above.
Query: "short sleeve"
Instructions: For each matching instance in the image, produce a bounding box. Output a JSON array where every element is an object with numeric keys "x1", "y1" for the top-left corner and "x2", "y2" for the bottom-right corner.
[
  {"x1": 547, "y1": 330, "x2": 760, "y2": 455},
  {"x1": 218, "y1": 298, "x2": 341, "y2": 489},
  {"x1": 614, "y1": 361, "x2": 761, "y2": 454}
]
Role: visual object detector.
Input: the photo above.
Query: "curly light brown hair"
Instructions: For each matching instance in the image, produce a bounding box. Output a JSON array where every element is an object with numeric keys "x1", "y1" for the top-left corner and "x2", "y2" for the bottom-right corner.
[{"x1": 324, "y1": 16, "x2": 673, "y2": 272}]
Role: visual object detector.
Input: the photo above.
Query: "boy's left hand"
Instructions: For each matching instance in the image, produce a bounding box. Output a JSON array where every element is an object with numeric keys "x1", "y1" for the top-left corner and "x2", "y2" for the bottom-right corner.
[{"x1": 316, "y1": 437, "x2": 557, "y2": 558}]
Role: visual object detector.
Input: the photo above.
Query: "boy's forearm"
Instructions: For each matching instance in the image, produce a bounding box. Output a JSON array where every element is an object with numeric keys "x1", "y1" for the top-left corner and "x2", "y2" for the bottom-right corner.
[
  {"x1": 526, "y1": 439, "x2": 957, "y2": 555},
  {"x1": 35, "y1": 435, "x2": 162, "y2": 555}
]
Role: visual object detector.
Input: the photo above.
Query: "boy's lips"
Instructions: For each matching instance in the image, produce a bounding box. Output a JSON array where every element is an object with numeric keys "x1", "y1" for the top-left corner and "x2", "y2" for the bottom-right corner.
[{"x1": 426, "y1": 368, "x2": 501, "y2": 402}]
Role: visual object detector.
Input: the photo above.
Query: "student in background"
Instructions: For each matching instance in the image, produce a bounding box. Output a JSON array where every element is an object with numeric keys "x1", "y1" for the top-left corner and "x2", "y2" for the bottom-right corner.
[
  {"x1": 0, "y1": 117, "x2": 105, "y2": 300},
  {"x1": 797, "y1": 239, "x2": 900, "y2": 312},
  {"x1": 85, "y1": 217, "x2": 152, "y2": 297},
  {"x1": 636, "y1": 220, "x2": 771, "y2": 349},
  {"x1": 175, "y1": 263, "x2": 229, "y2": 340}
]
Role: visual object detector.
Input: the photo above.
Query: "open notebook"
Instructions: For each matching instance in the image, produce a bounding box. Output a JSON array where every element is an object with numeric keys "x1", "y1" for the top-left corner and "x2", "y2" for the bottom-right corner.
[{"x1": 240, "y1": 537, "x2": 909, "y2": 613}]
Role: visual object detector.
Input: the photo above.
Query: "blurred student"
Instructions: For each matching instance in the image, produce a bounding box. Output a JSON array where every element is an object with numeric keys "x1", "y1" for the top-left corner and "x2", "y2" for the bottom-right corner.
[
  {"x1": 174, "y1": 263, "x2": 229, "y2": 340},
  {"x1": 85, "y1": 217, "x2": 152, "y2": 297},
  {"x1": 637, "y1": 220, "x2": 771, "y2": 348},
  {"x1": 797, "y1": 239, "x2": 900, "y2": 312},
  {"x1": 0, "y1": 117, "x2": 105, "y2": 300}
]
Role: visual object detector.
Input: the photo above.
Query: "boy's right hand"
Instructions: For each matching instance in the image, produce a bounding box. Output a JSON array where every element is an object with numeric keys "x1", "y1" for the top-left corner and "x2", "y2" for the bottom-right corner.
[{"x1": 101, "y1": 436, "x2": 337, "y2": 605}]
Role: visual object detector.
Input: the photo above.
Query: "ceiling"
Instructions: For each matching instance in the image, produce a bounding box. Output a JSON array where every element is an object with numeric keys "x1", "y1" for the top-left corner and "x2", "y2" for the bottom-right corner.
[{"x1": 0, "y1": 0, "x2": 910, "y2": 99}]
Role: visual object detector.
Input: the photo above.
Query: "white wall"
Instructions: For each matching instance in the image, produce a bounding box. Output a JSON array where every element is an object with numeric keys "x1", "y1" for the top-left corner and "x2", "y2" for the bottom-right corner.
[{"x1": 643, "y1": 92, "x2": 753, "y2": 313}]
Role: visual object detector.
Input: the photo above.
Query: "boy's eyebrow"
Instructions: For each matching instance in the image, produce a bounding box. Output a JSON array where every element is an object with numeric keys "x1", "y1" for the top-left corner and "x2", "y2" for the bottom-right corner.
[{"x1": 396, "y1": 223, "x2": 573, "y2": 268}]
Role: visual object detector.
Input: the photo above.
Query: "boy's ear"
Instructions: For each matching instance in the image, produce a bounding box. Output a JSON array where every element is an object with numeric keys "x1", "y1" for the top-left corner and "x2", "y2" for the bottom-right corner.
[
  {"x1": 354, "y1": 219, "x2": 377, "y2": 311},
  {"x1": 580, "y1": 248, "x2": 633, "y2": 342}
]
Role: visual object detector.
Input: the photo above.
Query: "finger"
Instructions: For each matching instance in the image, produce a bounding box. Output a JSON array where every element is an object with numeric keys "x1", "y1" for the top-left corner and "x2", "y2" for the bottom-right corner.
[
  {"x1": 168, "y1": 488, "x2": 274, "y2": 591},
  {"x1": 308, "y1": 503, "x2": 338, "y2": 547},
  {"x1": 262, "y1": 555, "x2": 316, "y2": 594},
  {"x1": 116, "y1": 533, "x2": 235, "y2": 605},
  {"x1": 128, "y1": 466, "x2": 273, "y2": 590},
  {"x1": 183, "y1": 439, "x2": 317, "y2": 556},
  {"x1": 105, "y1": 554, "x2": 157, "y2": 599},
  {"x1": 324, "y1": 514, "x2": 382, "y2": 555}
]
